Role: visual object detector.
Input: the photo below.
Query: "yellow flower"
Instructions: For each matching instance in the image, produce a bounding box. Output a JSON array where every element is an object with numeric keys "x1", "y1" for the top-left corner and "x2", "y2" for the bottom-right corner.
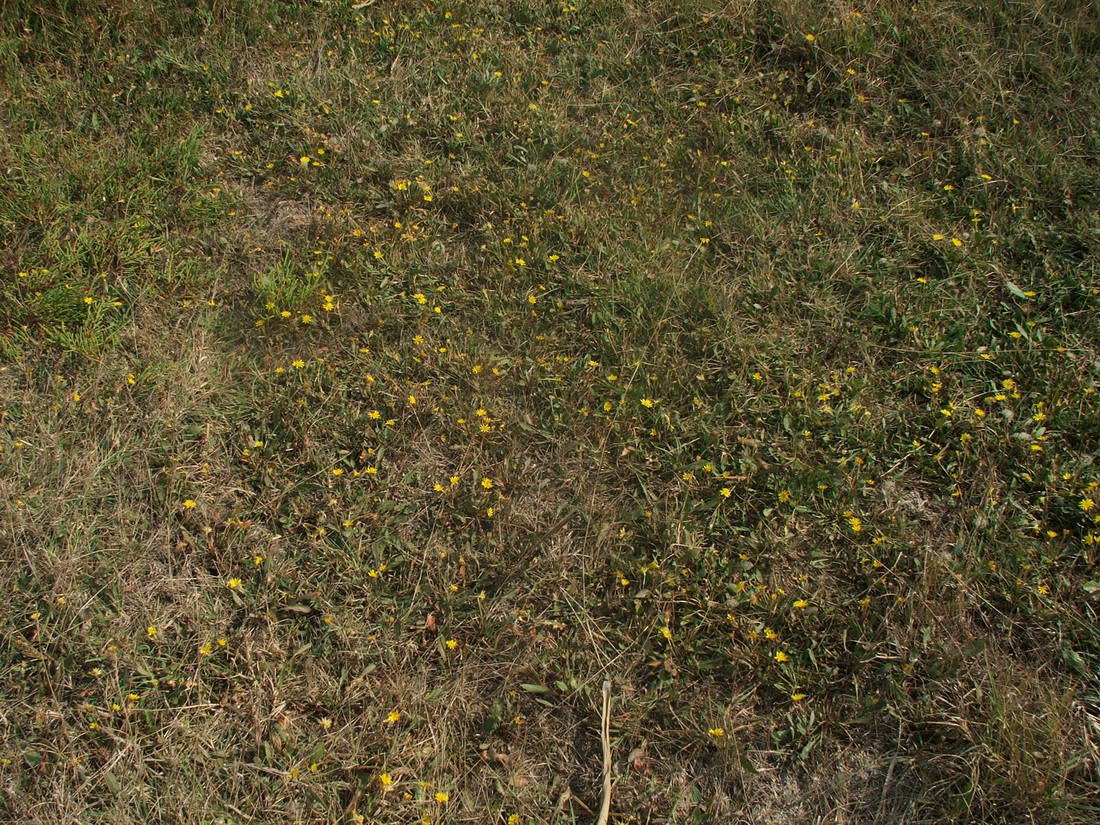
[
  {"x1": 660, "y1": 625, "x2": 673, "y2": 640},
  {"x1": 379, "y1": 773, "x2": 393, "y2": 789},
  {"x1": 386, "y1": 711, "x2": 401, "y2": 723},
  {"x1": 146, "y1": 626, "x2": 158, "y2": 638},
  {"x1": 791, "y1": 693, "x2": 807, "y2": 702},
  {"x1": 434, "y1": 791, "x2": 449, "y2": 803},
  {"x1": 719, "y1": 488, "x2": 731, "y2": 498},
  {"x1": 445, "y1": 639, "x2": 458, "y2": 649},
  {"x1": 708, "y1": 727, "x2": 725, "y2": 737},
  {"x1": 199, "y1": 641, "x2": 213, "y2": 656},
  {"x1": 481, "y1": 477, "x2": 493, "y2": 489},
  {"x1": 773, "y1": 650, "x2": 789, "y2": 663},
  {"x1": 226, "y1": 578, "x2": 241, "y2": 589},
  {"x1": 291, "y1": 359, "x2": 305, "y2": 368},
  {"x1": 183, "y1": 499, "x2": 197, "y2": 509},
  {"x1": 804, "y1": 33, "x2": 815, "y2": 42},
  {"x1": 1081, "y1": 498, "x2": 1095, "y2": 512},
  {"x1": 640, "y1": 397, "x2": 654, "y2": 408},
  {"x1": 331, "y1": 468, "x2": 344, "y2": 476},
  {"x1": 792, "y1": 599, "x2": 809, "y2": 609},
  {"x1": 407, "y1": 395, "x2": 417, "y2": 405}
]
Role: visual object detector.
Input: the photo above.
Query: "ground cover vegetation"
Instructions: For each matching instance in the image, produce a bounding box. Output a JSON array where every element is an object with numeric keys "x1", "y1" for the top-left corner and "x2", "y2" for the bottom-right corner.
[{"x1": 1, "y1": 1, "x2": 1099, "y2": 822}]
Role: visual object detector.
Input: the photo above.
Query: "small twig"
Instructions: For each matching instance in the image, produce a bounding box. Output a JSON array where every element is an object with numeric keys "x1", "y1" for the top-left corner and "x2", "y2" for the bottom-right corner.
[
  {"x1": 223, "y1": 802, "x2": 255, "y2": 822},
  {"x1": 227, "y1": 761, "x2": 287, "y2": 778},
  {"x1": 596, "y1": 680, "x2": 613, "y2": 825}
]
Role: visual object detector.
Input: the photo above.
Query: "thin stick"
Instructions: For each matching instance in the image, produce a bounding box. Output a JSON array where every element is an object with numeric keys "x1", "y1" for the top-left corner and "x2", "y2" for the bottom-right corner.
[{"x1": 596, "y1": 680, "x2": 613, "y2": 825}]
